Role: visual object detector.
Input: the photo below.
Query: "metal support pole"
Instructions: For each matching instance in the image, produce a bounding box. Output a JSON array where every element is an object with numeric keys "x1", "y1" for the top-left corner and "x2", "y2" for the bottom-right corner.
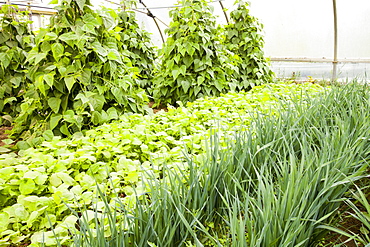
[
  {"x1": 332, "y1": 0, "x2": 338, "y2": 82},
  {"x1": 139, "y1": 0, "x2": 165, "y2": 43},
  {"x1": 218, "y1": 1, "x2": 229, "y2": 24},
  {"x1": 27, "y1": 2, "x2": 33, "y2": 31}
]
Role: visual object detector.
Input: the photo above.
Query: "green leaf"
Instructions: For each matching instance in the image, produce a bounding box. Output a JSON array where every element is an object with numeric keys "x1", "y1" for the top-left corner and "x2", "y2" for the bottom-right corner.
[
  {"x1": 173, "y1": 54, "x2": 181, "y2": 64},
  {"x1": 45, "y1": 64, "x2": 57, "y2": 72},
  {"x1": 107, "y1": 50, "x2": 120, "y2": 62},
  {"x1": 180, "y1": 80, "x2": 190, "y2": 93},
  {"x1": 64, "y1": 76, "x2": 75, "y2": 92},
  {"x1": 90, "y1": 94, "x2": 105, "y2": 111},
  {"x1": 82, "y1": 23, "x2": 96, "y2": 34},
  {"x1": 0, "y1": 53, "x2": 11, "y2": 68},
  {"x1": 78, "y1": 69, "x2": 91, "y2": 85},
  {"x1": 63, "y1": 110, "x2": 75, "y2": 123},
  {"x1": 183, "y1": 56, "x2": 192, "y2": 68},
  {"x1": 186, "y1": 44, "x2": 195, "y2": 56},
  {"x1": 100, "y1": 110, "x2": 109, "y2": 123},
  {"x1": 36, "y1": 75, "x2": 47, "y2": 96},
  {"x1": 56, "y1": 172, "x2": 75, "y2": 186},
  {"x1": 2, "y1": 139, "x2": 14, "y2": 145},
  {"x1": 50, "y1": 114, "x2": 62, "y2": 130},
  {"x1": 172, "y1": 67, "x2": 180, "y2": 80},
  {"x1": 27, "y1": 211, "x2": 40, "y2": 228},
  {"x1": 76, "y1": 0, "x2": 86, "y2": 10},
  {"x1": 0, "y1": 147, "x2": 10, "y2": 153},
  {"x1": 75, "y1": 93, "x2": 90, "y2": 105},
  {"x1": 10, "y1": 76, "x2": 22, "y2": 87},
  {"x1": 51, "y1": 43, "x2": 64, "y2": 61},
  {"x1": 41, "y1": 41, "x2": 51, "y2": 52},
  {"x1": 179, "y1": 65, "x2": 186, "y2": 76},
  {"x1": 107, "y1": 107, "x2": 118, "y2": 119},
  {"x1": 34, "y1": 53, "x2": 47, "y2": 64},
  {"x1": 48, "y1": 97, "x2": 61, "y2": 114},
  {"x1": 45, "y1": 32, "x2": 58, "y2": 41},
  {"x1": 214, "y1": 80, "x2": 223, "y2": 92},
  {"x1": 197, "y1": 76, "x2": 205, "y2": 85},
  {"x1": 44, "y1": 73, "x2": 54, "y2": 87},
  {"x1": 23, "y1": 171, "x2": 41, "y2": 180},
  {"x1": 91, "y1": 111, "x2": 102, "y2": 125},
  {"x1": 2, "y1": 115, "x2": 13, "y2": 124},
  {"x1": 60, "y1": 124, "x2": 71, "y2": 136},
  {"x1": 101, "y1": 10, "x2": 116, "y2": 30},
  {"x1": 32, "y1": 137, "x2": 43, "y2": 146},
  {"x1": 0, "y1": 212, "x2": 9, "y2": 231},
  {"x1": 50, "y1": 173, "x2": 62, "y2": 187},
  {"x1": 0, "y1": 32, "x2": 10, "y2": 44},
  {"x1": 83, "y1": 13, "x2": 102, "y2": 26},
  {"x1": 59, "y1": 32, "x2": 78, "y2": 42},
  {"x1": 91, "y1": 42, "x2": 107, "y2": 56},
  {"x1": 19, "y1": 179, "x2": 36, "y2": 195},
  {"x1": 17, "y1": 141, "x2": 31, "y2": 150},
  {"x1": 111, "y1": 88, "x2": 123, "y2": 104},
  {"x1": 4, "y1": 97, "x2": 16, "y2": 105},
  {"x1": 12, "y1": 204, "x2": 29, "y2": 220}
]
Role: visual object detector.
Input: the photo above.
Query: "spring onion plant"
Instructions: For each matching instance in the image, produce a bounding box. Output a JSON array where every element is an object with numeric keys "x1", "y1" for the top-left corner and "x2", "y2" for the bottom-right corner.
[{"x1": 55, "y1": 83, "x2": 370, "y2": 247}]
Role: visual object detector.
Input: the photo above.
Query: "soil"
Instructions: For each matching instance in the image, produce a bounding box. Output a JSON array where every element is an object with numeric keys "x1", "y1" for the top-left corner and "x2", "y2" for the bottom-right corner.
[
  {"x1": 322, "y1": 211, "x2": 362, "y2": 246},
  {"x1": 149, "y1": 101, "x2": 168, "y2": 113},
  {"x1": 321, "y1": 184, "x2": 370, "y2": 247},
  {"x1": 0, "y1": 126, "x2": 12, "y2": 146}
]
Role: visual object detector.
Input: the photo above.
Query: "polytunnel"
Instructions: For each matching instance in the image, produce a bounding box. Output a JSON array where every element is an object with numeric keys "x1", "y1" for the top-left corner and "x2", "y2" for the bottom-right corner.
[{"x1": 1, "y1": 0, "x2": 370, "y2": 82}]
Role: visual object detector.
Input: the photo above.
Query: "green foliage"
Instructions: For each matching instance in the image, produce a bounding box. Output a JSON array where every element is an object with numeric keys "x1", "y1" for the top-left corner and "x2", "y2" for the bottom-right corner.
[
  {"x1": 11, "y1": 0, "x2": 149, "y2": 141},
  {"x1": 0, "y1": 83, "x2": 325, "y2": 246},
  {"x1": 116, "y1": 9, "x2": 157, "y2": 93},
  {"x1": 213, "y1": 87, "x2": 370, "y2": 246},
  {"x1": 56, "y1": 83, "x2": 370, "y2": 246},
  {"x1": 0, "y1": 5, "x2": 34, "y2": 126},
  {"x1": 225, "y1": 0, "x2": 274, "y2": 88},
  {"x1": 153, "y1": 0, "x2": 235, "y2": 106}
]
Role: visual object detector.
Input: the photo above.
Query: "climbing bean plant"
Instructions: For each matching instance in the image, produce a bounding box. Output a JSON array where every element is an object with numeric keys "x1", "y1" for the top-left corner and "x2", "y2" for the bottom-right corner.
[
  {"x1": 224, "y1": 0, "x2": 274, "y2": 88},
  {"x1": 153, "y1": 0, "x2": 236, "y2": 106},
  {"x1": 116, "y1": 9, "x2": 157, "y2": 94},
  {"x1": 11, "y1": 0, "x2": 149, "y2": 145},
  {"x1": 0, "y1": 5, "x2": 33, "y2": 126}
]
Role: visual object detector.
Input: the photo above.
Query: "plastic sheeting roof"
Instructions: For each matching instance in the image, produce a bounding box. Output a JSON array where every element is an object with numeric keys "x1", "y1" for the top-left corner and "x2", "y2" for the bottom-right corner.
[{"x1": 2, "y1": 0, "x2": 370, "y2": 80}]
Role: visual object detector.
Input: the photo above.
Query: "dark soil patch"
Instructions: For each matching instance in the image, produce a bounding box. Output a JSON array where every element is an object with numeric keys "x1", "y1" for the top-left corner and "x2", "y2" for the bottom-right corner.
[
  {"x1": 0, "y1": 126, "x2": 12, "y2": 146},
  {"x1": 149, "y1": 101, "x2": 168, "y2": 114},
  {"x1": 9, "y1": 241, "x2": 31, "y2": 247},
  {"x1": 321, "y1": 183, "x2": 370, "y2": 246},
  {"x1": 322, "y1": 211, "x2": 362, "y2": 246}
]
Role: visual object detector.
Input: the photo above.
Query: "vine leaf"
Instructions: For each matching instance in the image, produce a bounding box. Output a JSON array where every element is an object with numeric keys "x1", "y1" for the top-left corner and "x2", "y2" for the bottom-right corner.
[
  {"x1": 76, "y1": 0, "x2": 86, "y2": 10},
  {"x1": 48, "y1": 97, "x2": 62, "y2": 113},
  {"x1": 51, "y1": 43, "x2": 64, "y2": 61},
  {"x1": 64, "y1": 76, "x2": 75, "y2": 92},
  {"x1": 0, "y1": 53, "x2": 11, "y2": 68},
  {"x1": 50, "y1": 114, "x2": 62, "y2": 130},
  {"x1": 34, "y1": 53, "x2": 47, "y2": 64},
  {"x1": 59, "y1": 32, "x2": 78, "y2": 42},
  {"x1": 44, "y1": 74, "x2": 54, "y2": 87}
]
